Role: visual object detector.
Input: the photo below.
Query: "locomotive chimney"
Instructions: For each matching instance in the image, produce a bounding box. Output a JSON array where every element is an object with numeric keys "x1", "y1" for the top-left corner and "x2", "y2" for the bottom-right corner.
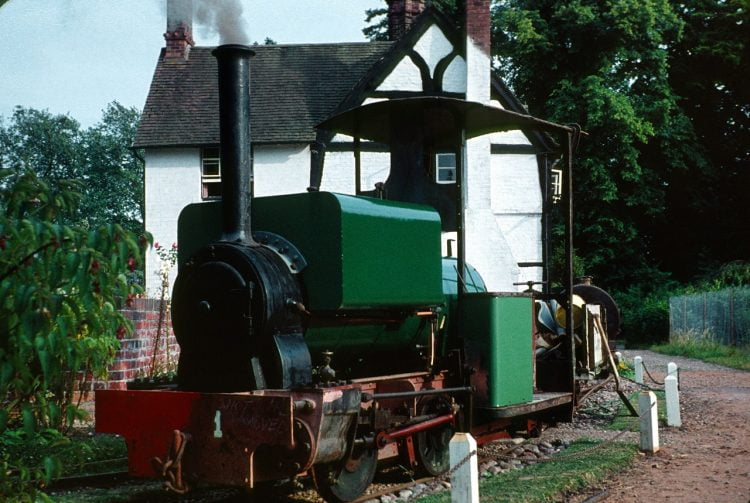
[{"x1": 212, "y1": 44, "x2": 256, "y2": 244}]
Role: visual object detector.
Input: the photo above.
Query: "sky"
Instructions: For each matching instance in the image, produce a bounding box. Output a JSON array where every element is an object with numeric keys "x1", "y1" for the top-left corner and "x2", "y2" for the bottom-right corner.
[{"x1": 0, "y1": 0, "x2": 383, "y2": 127}]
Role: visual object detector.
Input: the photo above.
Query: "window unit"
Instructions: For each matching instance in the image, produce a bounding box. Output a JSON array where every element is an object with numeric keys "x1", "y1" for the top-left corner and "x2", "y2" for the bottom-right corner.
[
  {"x1": 435, "y1": 153, "x2": 456, "y2": 184},
  {"x1": 201, "y1": 147, "x2": 221, "y2": 199}
]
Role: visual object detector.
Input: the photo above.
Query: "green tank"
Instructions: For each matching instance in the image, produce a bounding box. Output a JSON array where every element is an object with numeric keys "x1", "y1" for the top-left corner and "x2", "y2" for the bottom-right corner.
[{"x1": 177, "y1": 192, "x2": 448, "y2": 378}]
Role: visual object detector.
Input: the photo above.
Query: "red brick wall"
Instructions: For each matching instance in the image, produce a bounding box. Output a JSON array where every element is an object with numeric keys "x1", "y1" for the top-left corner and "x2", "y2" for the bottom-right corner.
[
  {"x1": 99, "y1": 298, "x2": 179, "y2": 390},
  {"x1": 466, "y1": 0, "x2": 491, "y2": 55}
]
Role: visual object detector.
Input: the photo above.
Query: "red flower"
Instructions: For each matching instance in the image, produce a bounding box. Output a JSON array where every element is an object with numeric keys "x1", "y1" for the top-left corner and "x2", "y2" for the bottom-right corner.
[{"x1": 127, "y1": 257, "x2": 136, "y2": 272}]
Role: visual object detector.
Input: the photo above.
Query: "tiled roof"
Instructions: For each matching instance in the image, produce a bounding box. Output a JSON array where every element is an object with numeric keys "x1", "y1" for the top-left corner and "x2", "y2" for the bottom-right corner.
[{"x1": 133, "y1": 42, "x2": 393, "y2": 148}]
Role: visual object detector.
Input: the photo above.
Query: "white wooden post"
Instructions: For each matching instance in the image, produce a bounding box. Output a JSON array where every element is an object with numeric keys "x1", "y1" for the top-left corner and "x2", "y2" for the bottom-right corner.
[
  {"x1": 639, "y1": 391, "x2": 659, "y2": 453},
  {"x1": 667, "y1": 361, "x2": 678, "y2": 378},
  {"x1": 665, "y1": 375, "x2": 681, "y2": 427},
  {"x1": 449, "y1": 433, "x2": 479, "y2": 503},
  {"x1": 634, "y1": 355, "x2": 643, "y2": 384}
]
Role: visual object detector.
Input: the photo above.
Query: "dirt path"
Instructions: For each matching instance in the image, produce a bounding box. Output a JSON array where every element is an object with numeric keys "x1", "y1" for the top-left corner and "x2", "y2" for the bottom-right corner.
[{"x1": 582, "y1": 350, "x2": 750, "y2": 503}]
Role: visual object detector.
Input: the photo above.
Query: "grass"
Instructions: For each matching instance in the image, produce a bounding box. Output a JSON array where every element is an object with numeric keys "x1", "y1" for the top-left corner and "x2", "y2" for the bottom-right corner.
[
  {"x1": 415, "y1": 439, "x2": 637, "y2": 503},
  {"x1": 651, "y1": 338, "x2": 750, "y2": 371},
  {"x1": 609, "y1": 390, "x2": 666, "y2": 431}
]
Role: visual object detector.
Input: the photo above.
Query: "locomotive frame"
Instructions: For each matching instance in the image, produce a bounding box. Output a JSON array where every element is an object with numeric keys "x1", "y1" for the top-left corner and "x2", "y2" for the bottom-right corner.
[{"x1": 96, "y1": 44, "x2": 608, "y2": 502}]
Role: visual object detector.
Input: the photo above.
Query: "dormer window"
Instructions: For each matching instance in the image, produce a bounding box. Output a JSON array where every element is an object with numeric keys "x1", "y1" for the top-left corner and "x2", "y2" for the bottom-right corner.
[
  {"x1": 435, "y1": 153, "x2": 456, "y2": 184},
  {"x1": 202, "y1": 147, "x2": 221, "y2": 199}
]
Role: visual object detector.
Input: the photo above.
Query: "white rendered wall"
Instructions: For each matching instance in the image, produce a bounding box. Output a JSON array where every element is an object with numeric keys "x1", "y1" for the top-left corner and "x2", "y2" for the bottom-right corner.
[
  {"x1": 443, "y1": 55, "x2": 467, "y2": 93},
  {"x1": 253, "y1": 144, "x2": 310, "y2": 197},
  {"x1": 321, "y1": 150, "x2": 391, "y2": 194},
  {"x1": 488, "y1": 100, "x2": 533, "y2": 144},
  {"x1": 376, "y1": 55, "x2": 422, "y2": 91},
  {"x1": 144, "y1": 148, "x2": 202, "y2": 296},
  {"x1": 491, "y1": 154, "x2": 543, "y2": 288},
  {"x1": 412, "y1": 24, "x2": 453, "y2": 77},
  {"x1": 463, "y1": 31, "x2": 520, "y2": 291}
]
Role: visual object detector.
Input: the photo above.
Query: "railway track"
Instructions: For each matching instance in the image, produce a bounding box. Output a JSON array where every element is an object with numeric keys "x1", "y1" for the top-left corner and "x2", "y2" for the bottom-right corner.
[{"x1": 48, "y1": 470, "x2": 133, "y2": 491}]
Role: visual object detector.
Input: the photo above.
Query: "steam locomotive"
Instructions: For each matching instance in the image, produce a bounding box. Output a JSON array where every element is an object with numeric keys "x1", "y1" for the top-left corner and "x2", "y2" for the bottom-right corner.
[{"x1": 95, "y1": 45, "x2": 619, "y2": 502}]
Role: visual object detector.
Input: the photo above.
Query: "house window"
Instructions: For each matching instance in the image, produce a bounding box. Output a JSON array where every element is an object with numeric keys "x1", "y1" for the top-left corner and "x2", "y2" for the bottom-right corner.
[
  {"x1": 202, "y1": 147, "x2": 221, "y2": 199},
  {"x1": 550, "y1": 167, "x2": 563, "y2": 203},
  {"x1": 435, "y1": 153, "x2": 456, "y2": 184}
]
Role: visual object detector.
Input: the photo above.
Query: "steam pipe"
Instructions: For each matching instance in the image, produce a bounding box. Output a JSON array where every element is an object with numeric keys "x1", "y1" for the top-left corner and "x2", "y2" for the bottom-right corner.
[{"x1": 213, "y1": 44, "x2": 256, "y2": 244}]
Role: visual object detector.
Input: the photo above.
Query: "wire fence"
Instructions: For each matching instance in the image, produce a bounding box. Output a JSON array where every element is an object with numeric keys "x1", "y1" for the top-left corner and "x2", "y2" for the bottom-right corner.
[{"x1": 669, "y1": 287, "x2": 750, "y2": 346}]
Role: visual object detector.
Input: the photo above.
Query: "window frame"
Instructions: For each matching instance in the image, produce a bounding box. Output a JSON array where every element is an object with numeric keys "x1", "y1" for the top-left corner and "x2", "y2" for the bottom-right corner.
[
  {"x1": 201, "y1": 147, "x2": 222, "y2": 200},
  {"x1": 435, "y1": 152, "x2": 457, "y2": 184}
]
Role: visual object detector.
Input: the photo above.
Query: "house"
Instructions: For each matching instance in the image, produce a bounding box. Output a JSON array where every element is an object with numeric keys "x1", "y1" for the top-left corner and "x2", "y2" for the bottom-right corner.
[{"x1": 134, "y1": 0, "x2": 559, "y2": 296}]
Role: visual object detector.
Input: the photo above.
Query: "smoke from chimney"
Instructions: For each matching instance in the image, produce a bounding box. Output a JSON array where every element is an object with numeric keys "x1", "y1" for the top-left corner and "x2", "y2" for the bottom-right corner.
[{"x1": 195, "y1": 0, "x2": 250, "y2": 45}]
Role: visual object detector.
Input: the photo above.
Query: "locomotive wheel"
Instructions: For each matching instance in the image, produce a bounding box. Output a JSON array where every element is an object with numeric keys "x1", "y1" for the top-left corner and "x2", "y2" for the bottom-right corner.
[
  {"x1": 415, "y1": 400, "x2": 454, "y2": 476},
  {"x1": 312, "y1": 443, "x2": 377, "y2": 503}
]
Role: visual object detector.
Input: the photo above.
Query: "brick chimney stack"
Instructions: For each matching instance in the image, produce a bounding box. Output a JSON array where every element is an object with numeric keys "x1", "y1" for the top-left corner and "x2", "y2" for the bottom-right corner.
[
  {"x1": 465, "y1": 0, "x2": 491, "y2": 104},
  {"x1": 386, "y1": 0, "x2": 426, "y2": 40},
  {"x1": 465, "y1": 0, "x2": 491, "y2": 56},
  {"x1": 164, "y1": 0, "x2": 195, "y2": 60}
]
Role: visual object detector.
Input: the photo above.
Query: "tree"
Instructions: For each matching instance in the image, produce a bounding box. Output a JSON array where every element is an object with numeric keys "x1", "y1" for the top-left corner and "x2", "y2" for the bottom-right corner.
[
  {"x1": 78, "y1": 103, "x2": 144, "y2": 235},
  {"x1": 660, "y1": 0, "x2": 750, "y2": 280},
  {"x1": 0, "y1": 103, "x2": 144, "y2": 235},
  {"x1": 0, "y1": 108, "x2": 82, "y2": 182}
]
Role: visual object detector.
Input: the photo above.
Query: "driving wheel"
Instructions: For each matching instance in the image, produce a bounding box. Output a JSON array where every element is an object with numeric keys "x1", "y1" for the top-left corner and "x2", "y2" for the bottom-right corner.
[
  {"x1": 415, "y1": 398, "x2": 454, "y2": 476},
  {"x1": 312, "y1": 442, "x2": 378, "y2": 503}
]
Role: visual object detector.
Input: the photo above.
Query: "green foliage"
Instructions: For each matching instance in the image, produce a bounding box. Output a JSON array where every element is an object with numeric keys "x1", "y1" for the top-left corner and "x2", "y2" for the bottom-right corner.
[
  {"x1": 0, "y1": 429, "x2": 127, "y2": 502},
  {"x1": 652, "y1": 335, "x2": 750, "y2": 371},
  {"x1": 662, "y1": 1, "x2": 750, "y2": 279},
  {"x1": 0, "y1": 429, "x2": 62, "y2": 502},
  {"x1": 614, "y1": 276, "x2": 677, "y2": 344},
  {"x1": 699, "y1": 261, "x2": 750, "y2": 290},
  {"x1": 0, "y1": 103, "x2": 144, "y2": 235},
  {"x1": 0, "y1": 166, "x2": 148, "y2": 497},
  {"x1": 0, "y1": 167, "x2": 150, "y2": 434},
  {"x1": 77, "y1": 103, "x2": 144, "y2": 235},
  {"x1": 362, "y1": 7, "x2": 389, "y2": 41}
]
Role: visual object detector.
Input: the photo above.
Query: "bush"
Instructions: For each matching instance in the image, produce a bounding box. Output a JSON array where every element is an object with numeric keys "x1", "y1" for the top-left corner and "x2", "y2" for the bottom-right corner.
[
  {"x1": 0, "y1": 167, "x2": 149, "y2": 497},
  {"x1": 613, "y1": 271, "x2": 681, "y2": 346}
]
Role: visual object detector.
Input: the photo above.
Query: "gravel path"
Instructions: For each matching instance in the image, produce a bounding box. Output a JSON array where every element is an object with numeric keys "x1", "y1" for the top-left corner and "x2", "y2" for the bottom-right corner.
[{"x1": 566, "y1": 350, "x2": 750, "y2": 503}]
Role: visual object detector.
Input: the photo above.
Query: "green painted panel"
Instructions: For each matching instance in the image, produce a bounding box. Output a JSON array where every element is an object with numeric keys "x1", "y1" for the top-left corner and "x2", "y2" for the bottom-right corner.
[
  {"x1": 337, "y1": 195, "x2": 443, "y2": 307},
  {"x1": 460, "y1": 293, "x2": 533, "y2": 407},
  {"x1": 176, "y1": 192, "x2": 443, "y2": 311},
  {"x1": 304, "y1": 315, "x2": 429, "y2": 378}
]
